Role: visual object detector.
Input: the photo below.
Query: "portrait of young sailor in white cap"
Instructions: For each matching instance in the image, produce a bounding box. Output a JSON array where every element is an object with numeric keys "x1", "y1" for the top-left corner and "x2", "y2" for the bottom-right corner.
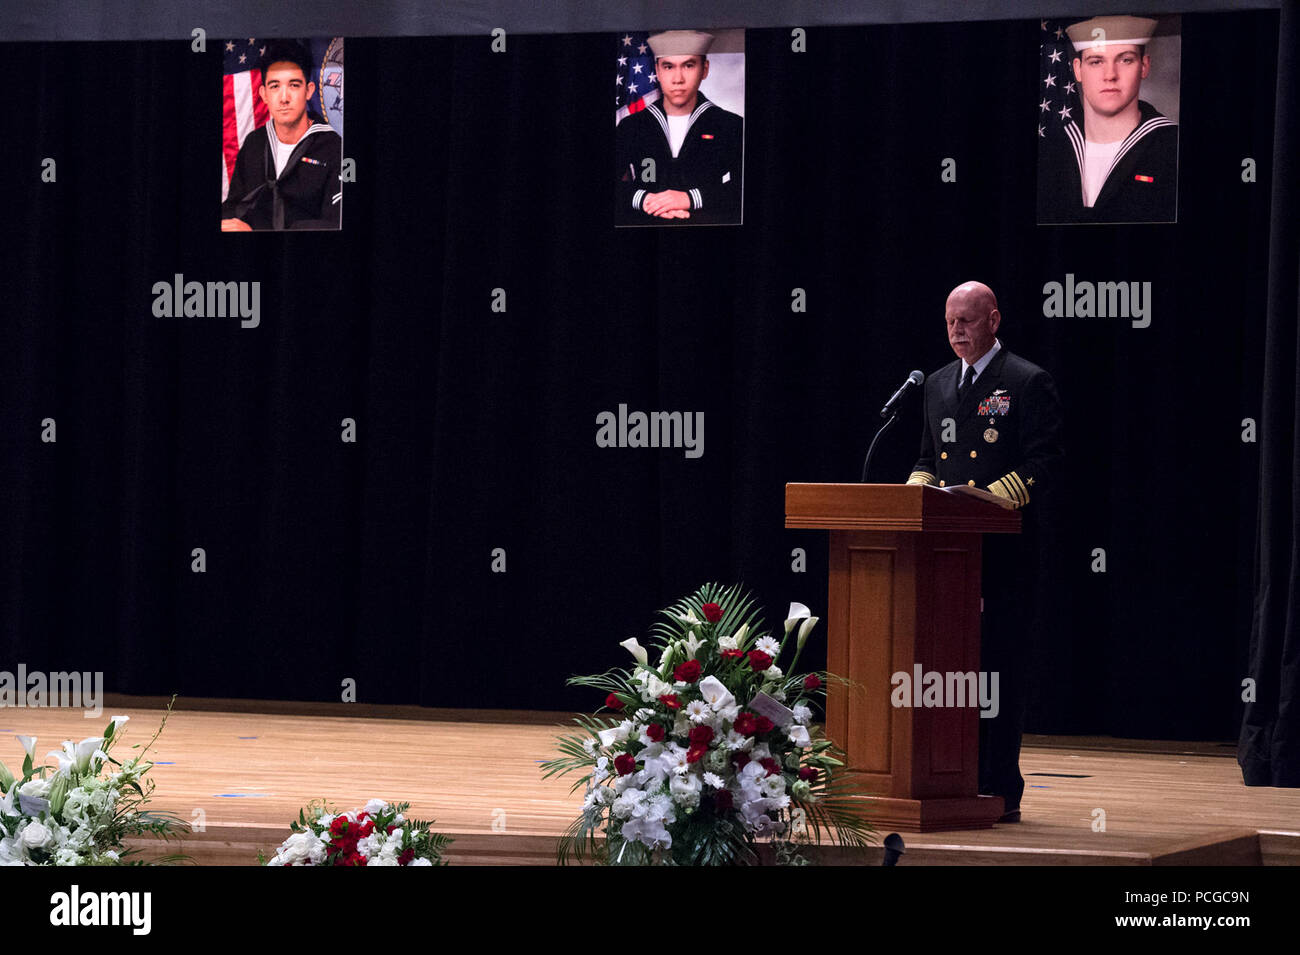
[
  {"x1": 615, "y1": 29, "x2": 744, "y2": 226},
  {"x1": 1037, "y1": 15, "x2": 1179, "y2": 224}
]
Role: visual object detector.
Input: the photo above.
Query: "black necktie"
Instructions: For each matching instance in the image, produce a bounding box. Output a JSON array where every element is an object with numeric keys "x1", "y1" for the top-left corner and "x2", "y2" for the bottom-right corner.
[{"x1": 958, "y1": 364, "x2": 974, "y2": 401}]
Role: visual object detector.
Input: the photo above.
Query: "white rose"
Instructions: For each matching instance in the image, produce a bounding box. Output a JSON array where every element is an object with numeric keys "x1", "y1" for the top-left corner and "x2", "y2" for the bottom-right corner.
[
  {"x1": 21, "y1": 821, "x2": 51, "y2": 849},
  {"x1": 19, "y1": 778, "x2": 50, "y2": 798}
]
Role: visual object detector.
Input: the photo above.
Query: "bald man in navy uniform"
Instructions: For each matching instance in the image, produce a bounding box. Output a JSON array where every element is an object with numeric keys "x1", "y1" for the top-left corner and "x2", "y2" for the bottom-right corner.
[
  {"x1": 615, "y1": 30, "x2": 743, "y2": 226},
  {"x1": 907, "y1": 281, "x2": 1065, "y2": 822}
]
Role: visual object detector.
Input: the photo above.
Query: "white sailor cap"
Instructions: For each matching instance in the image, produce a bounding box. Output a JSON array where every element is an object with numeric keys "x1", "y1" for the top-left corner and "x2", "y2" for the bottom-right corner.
[
  {"x1": 647, "y1": 30, "x2": 715, "y2": 58},
  {"x1": 1067, "y1": 16, "x2": 1158, "y2": 52}
]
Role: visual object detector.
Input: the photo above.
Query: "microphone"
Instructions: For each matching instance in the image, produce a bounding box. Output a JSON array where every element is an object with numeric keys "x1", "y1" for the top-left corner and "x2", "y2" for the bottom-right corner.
[
  {"x1": 879, "y1": 370, "x2": 925, "y2": 419},
  {"x1": 861, "y1": 370, "x2": 925, "y2": 483}
]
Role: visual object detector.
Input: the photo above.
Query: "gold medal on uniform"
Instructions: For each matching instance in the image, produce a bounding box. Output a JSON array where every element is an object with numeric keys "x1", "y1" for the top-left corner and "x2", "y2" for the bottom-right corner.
[{"x1": 984, "y1": 427, "x2": 999, "y2": 443}]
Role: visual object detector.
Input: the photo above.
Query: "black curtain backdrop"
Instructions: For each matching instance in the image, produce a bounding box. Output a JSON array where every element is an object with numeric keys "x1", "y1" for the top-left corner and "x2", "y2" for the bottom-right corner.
[
  {"x1": 1239, "y1": 0, "x2": 1300, "y2": 785},
  {"x1": 0, "y1": 11, "x2": 1286, "y2": 748}
]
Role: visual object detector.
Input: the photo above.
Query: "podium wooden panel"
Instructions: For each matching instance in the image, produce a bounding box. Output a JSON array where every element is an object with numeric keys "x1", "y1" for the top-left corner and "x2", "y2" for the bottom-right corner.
[{"x1": 786, "y1": 483, "x2": 1020, "y2": 831}]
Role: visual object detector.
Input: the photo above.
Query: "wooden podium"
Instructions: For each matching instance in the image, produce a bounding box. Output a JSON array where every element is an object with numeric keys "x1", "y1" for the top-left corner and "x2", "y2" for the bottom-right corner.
[{"x1": 785, "y1": 483, "x2": 1020, "y2": 831}]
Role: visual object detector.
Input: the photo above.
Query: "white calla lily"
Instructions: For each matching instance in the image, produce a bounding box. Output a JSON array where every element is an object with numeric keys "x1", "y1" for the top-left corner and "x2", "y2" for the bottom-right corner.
[
  {"x1": 109, "y1": 715, "x2": 130, "y2": 734},
  {"x1": 619, "y1": 637, "x2": 649, "y2": 666},
  {"x1": 784, "y1": 602, "x2": 811, "y2": 635},
  {"x1": 797, "y1": 615, "x2": 820, "y2": 649},
  {"x1": 697, "y1": 676, "x2": 735, "y2": 712},
  {"x1": 16, "y1": 736, "x2": 36, "y2": 758}
]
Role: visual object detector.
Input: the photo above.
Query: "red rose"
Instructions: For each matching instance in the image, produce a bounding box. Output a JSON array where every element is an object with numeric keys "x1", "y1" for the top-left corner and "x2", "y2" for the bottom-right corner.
[
  {"x1": 748, "y1": 651, "x2": 773, "y2": 672},
  {"x1": 798, "y1": 766, "x2": 819, "y2": 782},
  {"x1": 645, "y1": 723, "x2": 665, "y2": 742},
  {"x1": 721, "y1": 649, "x2": 744, "y2": 659},
  {"x1": 702, "y1": 603, "x2": 723, "y2": 623},
  {"x1": 732, "y1": 753, "x2": 751, "y2": 770},
  {"x1": 733, "y1": 712, "x2": 759, "y2": 736},
  {"x1": 688, "y1": 725, "x2": 714, "y2": 745},
  {"x1": 614, "y1": 753, "x2": 637, "y2": 775},
  {"x1": 398, "y1": 848, "x2": 415, "y2": 866},
  {"x1": 673, "y1": 660, "x2": 702, "y2": 683},
  {"x1": 760, "y1": 757, "x2": 781, "y2": 776},
  {"x1": 804, "y1": 673, "x2": 822, "y2": 691},
  {"x1": 686, "y1": 743, "x2": 708, "y2": 763},
  {"x1": 754, "y1": 716, "x2": 775, "y2": 735},
  {"x1": 658, "y1": 694, "x2": 681, "y2": 710},
  {"x1": 605, "y1": 692, "x2": 624, "y2": 711},
  {"x1": 386, "y1": 824, "x2": 398, "y2": 835},
  {"x1": 713, "y1": 790, "x2": 734, "y2": 810}
]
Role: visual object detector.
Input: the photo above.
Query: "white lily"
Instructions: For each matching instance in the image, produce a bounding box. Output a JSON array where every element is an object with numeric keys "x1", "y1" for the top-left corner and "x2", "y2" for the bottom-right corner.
[
  {"x1": 682, "y1": 630, "x2": 705, "y2": 659},
  {"x1": 784, "y1": 602, "x2": 811, "y2": 636},
  {"x1": 619, "y1": 637, "x2": 648, "y2": 666},
  {"x1": 48, "y1": 737, "x2": 105, "y2": 776},
  {"x1": 677, "y1": 611, "x2": 702, "y2": 626}
]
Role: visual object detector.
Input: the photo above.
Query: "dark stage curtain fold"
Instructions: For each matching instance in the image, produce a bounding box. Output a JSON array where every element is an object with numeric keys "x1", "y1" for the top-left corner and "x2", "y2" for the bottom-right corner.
[{"x1": 1238, "y1": 0, "x2": 1300, "y2": 787}]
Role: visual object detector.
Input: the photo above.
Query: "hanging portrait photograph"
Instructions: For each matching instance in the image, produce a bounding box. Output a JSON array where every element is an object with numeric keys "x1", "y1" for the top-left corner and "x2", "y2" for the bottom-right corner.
[
  {"x1": 614, "y1": 28, "x2": 745, "y2": 227},
  {"x1": 221, "y1": 36, "x2": 345, "y2": 232},
  {"x1": 1036, "y1": 15, "x2": 1181, "y2": 225}
]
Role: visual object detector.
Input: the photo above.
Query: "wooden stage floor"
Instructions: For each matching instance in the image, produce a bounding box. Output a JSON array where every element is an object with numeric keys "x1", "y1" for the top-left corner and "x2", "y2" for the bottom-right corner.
[{"x1": 5, "y1": 698, "x2": 1297, "y2": 866}]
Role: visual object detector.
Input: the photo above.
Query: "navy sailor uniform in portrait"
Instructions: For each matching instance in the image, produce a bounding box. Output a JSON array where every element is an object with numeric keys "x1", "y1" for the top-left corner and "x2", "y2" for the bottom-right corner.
[
  {"x1": 906, "y1": 347, "x2": 1065, "y2": 813},
  {"x1": 615, "y1": 93, "x2": 743, "y2": 225},
  {"x1": 1037, "y1": 100, "x2": 1178, "y2": 224},
  {"x1": 221, "y1": 119, "x2": 343, "y2": 231}
]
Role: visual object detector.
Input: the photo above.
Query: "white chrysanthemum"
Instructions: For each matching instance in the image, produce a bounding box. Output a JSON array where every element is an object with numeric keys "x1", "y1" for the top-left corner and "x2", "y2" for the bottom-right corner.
[
  {"x1": 591, "y1": 756, "x2": 610, "y2": 785},
  {"x1": 363, "y1": 798, "x2": 388, "y2": 815},
  {"x1": 582, "y1": 736, "x2": 599, "y2": 756},
  {"x1": 702, "y1": 772, "x2": 726, "y2": 789},
  {"x1": 755, "y1": 636, "x2": 781, "y2": 657},
  {"x1": 672, "y1": 712, "x2": 691, "y2": 738},
  {"x1": 792, "y1": 704, "x2": 813, "y2": 725},
  {"x1": 685, "y1": 700, "x2": 711, "y2": 723},
  {"x1": 356, "y1": 833, "x2": 383, "y2": 858},
  {"x1": 408, "y1": 857, "x2": 433, "y2": 866},
  {"x1": 761, "y1": 774, "x2": 787, "y2": 798},
  {"x1": 724, "y1": 730, "x2": 754, "y2": 751},
  {"x1": 763, "y1": 664, "x2": 784, "y2": 680}
]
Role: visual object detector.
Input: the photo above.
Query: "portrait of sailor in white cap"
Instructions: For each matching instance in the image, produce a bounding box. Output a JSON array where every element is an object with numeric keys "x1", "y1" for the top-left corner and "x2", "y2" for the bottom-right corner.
[
  {"x1": 1037, "y1": 15, "x2": 1179, "y2": 224},
  {"x1": 615, "y1": 29, "x2": 744, "y2": 226}
]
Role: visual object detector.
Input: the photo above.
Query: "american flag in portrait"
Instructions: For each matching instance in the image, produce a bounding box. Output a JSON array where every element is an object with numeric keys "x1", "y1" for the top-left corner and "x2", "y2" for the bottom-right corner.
[
  {"x1": 1037, "y1": 19, "x2": 1084, "y2": 145},
  {"x1": 222, "y1": 39, "x2": 273, "y2": 202},
  {"x1": 614, "y1": 32, "x2": 660, "y2": 125}
]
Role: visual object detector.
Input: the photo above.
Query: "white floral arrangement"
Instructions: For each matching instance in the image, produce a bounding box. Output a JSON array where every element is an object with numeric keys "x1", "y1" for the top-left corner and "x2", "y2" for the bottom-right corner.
[
  {"x1": 0, "y1": 702, "x2": 182, "y2": 866},
  {"x1": 262, "y1": 799, "x2": 451, "y2": 866},
  {"x1": 543, "y1": 583, "x2": 873, "y2": 865}
]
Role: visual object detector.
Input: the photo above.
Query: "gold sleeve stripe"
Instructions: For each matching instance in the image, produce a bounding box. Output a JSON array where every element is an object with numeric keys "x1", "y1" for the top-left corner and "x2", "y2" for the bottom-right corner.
[
  {"x1": 990, "y1": 476, "x2": 1025, "y2": 508},
  {"x1": 1008, "y1": 472, "x2": 1031, "y2": 505},
  {"x1": 907, "y1": 471, "x2": 938, "y2": 486}
]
